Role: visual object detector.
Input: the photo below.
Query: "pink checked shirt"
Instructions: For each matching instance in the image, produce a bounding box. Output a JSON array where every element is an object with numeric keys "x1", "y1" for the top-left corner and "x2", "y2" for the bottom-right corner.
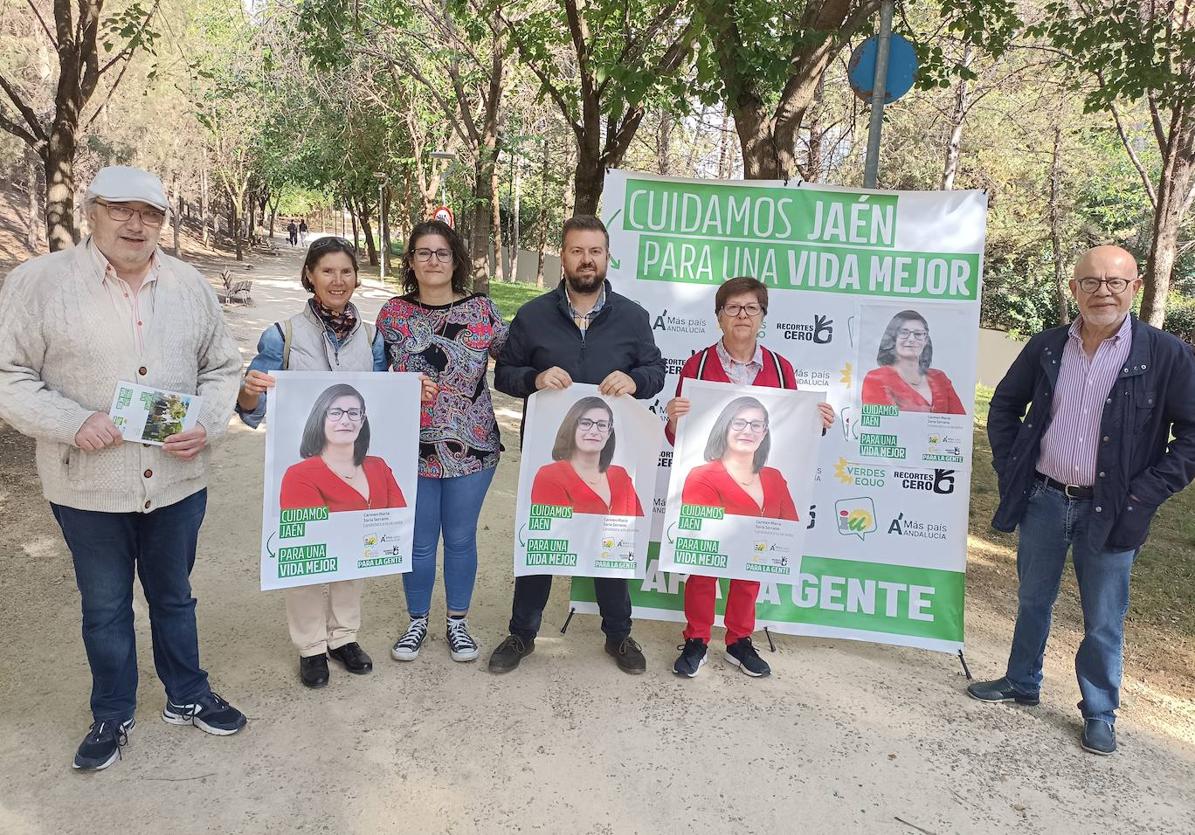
[
  {"x1": 89, "y1": 240, "x2": 160, "y2": 354},
  {"x1": 1036, "y1": 314, "x2": 1132, "y2": 486}
]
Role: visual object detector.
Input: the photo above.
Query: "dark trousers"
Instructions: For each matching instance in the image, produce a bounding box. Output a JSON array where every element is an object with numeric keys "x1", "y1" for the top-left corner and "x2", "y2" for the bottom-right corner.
[
  {"x1": 509, "y1": 575, "x2": 631, "y2": 641},
  {"x1": 51, "y1": 489, "x2": 211, "y2": 722}
]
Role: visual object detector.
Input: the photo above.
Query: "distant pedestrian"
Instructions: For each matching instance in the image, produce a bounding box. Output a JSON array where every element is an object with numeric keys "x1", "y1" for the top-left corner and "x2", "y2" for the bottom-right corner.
[
  {"x1": 969, "y1": 245, "x2": 1195, "y2": 756},
  {"x1": 299, "y1": 219, "x2": 309, "y2": 246},
  {"x1": 287, "y1": 219, "x2": 298, "y2": 247},
  {"x1": 0, "y1": 165, "x2": 248, "y2": 772}
]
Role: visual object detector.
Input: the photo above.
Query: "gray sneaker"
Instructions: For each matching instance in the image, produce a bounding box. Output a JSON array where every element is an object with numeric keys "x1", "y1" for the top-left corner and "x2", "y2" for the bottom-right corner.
[{"x1": 1081, "y1": 719, "x2": 1116, "y2": 755}]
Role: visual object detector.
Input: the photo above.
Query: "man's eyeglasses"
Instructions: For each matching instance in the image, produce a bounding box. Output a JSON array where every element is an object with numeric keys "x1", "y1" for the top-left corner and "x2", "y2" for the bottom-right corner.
[
  {"x1": 413, "y1": 248, "x2": 453, "y2": 263},
  {"x1": 721, "y1": 303, "x2": 763, "y2": 318},
  {"x1": 897, "y1": 328, "x2": 929, "y2": 342},
  {"x1": 577, "y1": 418, "x2": 611, "y2": 432},
  {"x1": 327, "y1": 407, "x2": 365, "y2": 422},
  {"x1": 96, "y1": 200, "x2": 166, "y2": 227},
  {"x1": 729, "y1": 418, "x2": 767, "y2": 433},
  {"x1": 1076, "y1": 277, "x2": 1132, "y2": 294}
]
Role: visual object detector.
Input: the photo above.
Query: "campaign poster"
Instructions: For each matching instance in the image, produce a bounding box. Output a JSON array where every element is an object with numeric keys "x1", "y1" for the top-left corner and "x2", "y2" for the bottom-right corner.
[
  {"x1": 659, "y1": 379, "x2": 823, "y2": 581},
  {"x1": 513, "y1": 384, "x2": 663, "y2": 579},
  {"x1": 568, "y1": 170, "x2": 985, "y2": 654},
  {"x1": 260, "y1": 371, "x2": 420, "y2": 590}
]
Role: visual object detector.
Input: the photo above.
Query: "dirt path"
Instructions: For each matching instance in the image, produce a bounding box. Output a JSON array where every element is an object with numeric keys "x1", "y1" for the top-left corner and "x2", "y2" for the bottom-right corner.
[{"x1": 0, "y1": 243, "x2": 1192, "y2": 834}]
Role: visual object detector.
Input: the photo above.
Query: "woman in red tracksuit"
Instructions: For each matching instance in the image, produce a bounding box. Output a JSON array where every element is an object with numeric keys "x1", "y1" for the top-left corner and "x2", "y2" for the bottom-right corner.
[{"x1": 665, "y1": 276, "x2": 834, "y2": 679}]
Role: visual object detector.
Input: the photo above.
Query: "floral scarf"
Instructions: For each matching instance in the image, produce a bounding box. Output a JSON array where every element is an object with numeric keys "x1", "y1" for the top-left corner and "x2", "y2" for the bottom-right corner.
[{"x1": 309, "y1": 298, "x2": 358, "y2": 343}]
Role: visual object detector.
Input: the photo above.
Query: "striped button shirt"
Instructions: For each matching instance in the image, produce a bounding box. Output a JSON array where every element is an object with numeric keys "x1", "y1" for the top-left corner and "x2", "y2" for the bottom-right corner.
[
  {"x1": 1036, "y1": 314, "x2": 1132, "y2": 486},
  {"x1": 566, "y1": 286, "x2": 606, "y2": 341}
]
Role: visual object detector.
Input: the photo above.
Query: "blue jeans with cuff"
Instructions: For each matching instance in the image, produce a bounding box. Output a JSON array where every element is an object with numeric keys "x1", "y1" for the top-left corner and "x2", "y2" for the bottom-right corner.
[
  {"x1": 1004, "y1": 480, "x2": 1137, "y2": 723},
  {"x1": 403, "y1": 468, "x2": 496, "y2": 617},
  {"x1": 51, "y1": 489, "x2": 211, "y2": 723}
]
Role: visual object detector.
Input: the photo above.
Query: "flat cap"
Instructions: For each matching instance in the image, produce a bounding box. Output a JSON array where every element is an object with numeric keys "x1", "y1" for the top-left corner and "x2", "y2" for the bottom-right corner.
[{"x1": 85, "y1": 166, "x2": 170, "y2": 212}]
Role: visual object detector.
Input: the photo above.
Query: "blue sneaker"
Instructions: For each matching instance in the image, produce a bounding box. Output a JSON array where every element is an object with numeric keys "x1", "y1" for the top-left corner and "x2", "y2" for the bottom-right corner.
[
  {"x1": 73, "y1": 718, "x2": 134, "y2": 771},
  {"x1": 1081, "y1": 719, "x2": 1116, "y2": 755},
  {"x1": 966, "y1": 677, "x2": 1040, "y2": 706},
  {"x1": 162, "y1": 691, "x2": 246, "y2": 736},
  {"x1": 673, "y1": 639, "x2": 708, "y2": 677}
]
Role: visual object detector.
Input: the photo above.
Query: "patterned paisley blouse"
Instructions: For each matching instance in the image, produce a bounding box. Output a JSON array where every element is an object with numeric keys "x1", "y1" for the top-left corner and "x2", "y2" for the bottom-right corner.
[{"x1": 377, "y1": 293, "x2": 508, "y2": 478}]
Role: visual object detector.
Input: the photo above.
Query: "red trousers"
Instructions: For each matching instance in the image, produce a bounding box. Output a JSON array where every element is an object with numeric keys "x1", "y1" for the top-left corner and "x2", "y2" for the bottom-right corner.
[{"x1": 683, "y1": 575, "x2": 760, "y2": 645}]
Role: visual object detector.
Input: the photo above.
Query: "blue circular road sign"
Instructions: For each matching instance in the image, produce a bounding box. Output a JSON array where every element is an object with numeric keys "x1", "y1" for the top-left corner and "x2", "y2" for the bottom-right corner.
[{"x1": 848, "y1": 34, "x2": 918, "y2": 104}]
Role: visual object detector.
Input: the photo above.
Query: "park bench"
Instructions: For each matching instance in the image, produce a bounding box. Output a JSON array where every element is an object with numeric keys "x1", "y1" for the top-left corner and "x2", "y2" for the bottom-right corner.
[{"x1": 216, "y1": 269, "x2": 253, "y2": 305}]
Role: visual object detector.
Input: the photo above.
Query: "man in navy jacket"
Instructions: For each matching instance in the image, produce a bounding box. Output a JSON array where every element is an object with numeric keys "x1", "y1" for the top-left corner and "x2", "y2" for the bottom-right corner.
[
  {"x1": 490, "y1": 215, "x2": 665, "y2": 676},
  {"x1": 968, "y1": 245, "x2": 1195, "y2": 755}
]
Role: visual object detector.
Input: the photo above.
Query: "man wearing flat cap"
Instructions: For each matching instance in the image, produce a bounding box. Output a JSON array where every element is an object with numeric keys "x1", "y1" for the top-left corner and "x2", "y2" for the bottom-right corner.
[{"x1": 0, "y1": 166, "x2": 247, "y2": 771}]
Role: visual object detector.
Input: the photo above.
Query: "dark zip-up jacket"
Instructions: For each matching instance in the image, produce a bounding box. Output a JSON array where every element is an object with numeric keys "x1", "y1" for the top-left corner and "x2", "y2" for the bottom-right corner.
[
  {"x1": 989, "y1": 314, "x2": 1195, "y2": 551},
  {"x1": 495, "y1": 280, "x2": 665, "y2": 426}
]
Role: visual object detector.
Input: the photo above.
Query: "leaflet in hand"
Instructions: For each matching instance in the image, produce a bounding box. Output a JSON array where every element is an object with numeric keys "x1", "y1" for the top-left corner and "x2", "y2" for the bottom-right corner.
[{"x1": 109, "y1": 381, "x2": 203, "y2": 446}]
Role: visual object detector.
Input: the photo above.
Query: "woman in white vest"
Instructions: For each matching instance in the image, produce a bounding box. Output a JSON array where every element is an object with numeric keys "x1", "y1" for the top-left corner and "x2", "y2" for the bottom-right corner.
[{"x1": 235, "y1": 237, "x2": 430, "y2": 688}]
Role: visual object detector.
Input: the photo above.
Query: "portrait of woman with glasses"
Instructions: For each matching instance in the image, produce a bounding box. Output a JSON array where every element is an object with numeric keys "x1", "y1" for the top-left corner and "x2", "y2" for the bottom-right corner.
[
  {"x1": 529, "y1": 396, "x2": 644, "y2": 516},
  {"x1": 377, "y1": 219, "x2": 508, "y2": 664},
  {"x1": 663, "y1": 276, "x2": 834, "y2": 680},
  {"x1": 861, "y1": 309, "x2": 966, "y2": 414},
  {"x1": 279, "y1": 383, "x2": 406, "y2": 513}
]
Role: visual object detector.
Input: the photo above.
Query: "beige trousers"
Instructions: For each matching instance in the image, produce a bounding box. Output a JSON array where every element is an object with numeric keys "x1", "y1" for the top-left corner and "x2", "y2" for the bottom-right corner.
[{"x1": 285, "y1": 580, "x2": 364, "y2": 657}]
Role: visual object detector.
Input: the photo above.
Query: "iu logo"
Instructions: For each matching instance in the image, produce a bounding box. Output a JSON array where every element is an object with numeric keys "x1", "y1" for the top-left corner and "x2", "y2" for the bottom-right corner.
[
  {"x1": 812, "y1": 314, "x2": 833, "y2": 344},
  {"x1": 933, "y1": 469, "x2": 956, "y2": 494},
  {"x1": 653, "y1": 309, "x2": 668, "y2": 331}
]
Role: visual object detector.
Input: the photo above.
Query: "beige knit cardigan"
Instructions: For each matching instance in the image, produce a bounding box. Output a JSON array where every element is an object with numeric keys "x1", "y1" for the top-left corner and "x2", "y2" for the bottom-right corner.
[{"x1": 0, "y1": 239, "x2": 242, "y2": 513}]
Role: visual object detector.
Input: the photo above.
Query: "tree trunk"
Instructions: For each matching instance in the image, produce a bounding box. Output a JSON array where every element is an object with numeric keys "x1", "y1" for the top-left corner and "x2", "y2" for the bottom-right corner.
[
  {"x1": 717, "y1": 109, "x2": 732, "y2": 179},
  {"x1": 200, "y1": 160, "x2": 211, "y2": 248},
  {"x1": 24, "y1": 146, "x2": 41, "y2": 252},
  {"x1": 356, "y1": 198, "x2": 378, "y2": 266},
  {"x1": 229, "y1": 200, "x2": 242, "y2": 261},
  {"x1": 1140, "y1": 111, "x2": 1195, "y2": 326},
  {"x1": 171, "y1": 175, "x2": 182, "y2": 257},
  {"x1": 657, "y1": 111, "x2": 673, "y2": 175},
  {"x1": 537, "y1": 137, "x2": 549, "y2": 288},
  {"x1": 941, "y1": 45, "x2": 974, "y2": 190},
  {"x1": 511, "y1": 158, "x2": 521, "y2": 282},
  {"x1": 572, "y1": 125, "x2": 603, "y2": 215},
  {"x1": 44, "y1": 121, "x2": 78, "y2": 250},
  {"x1": 491, "y1": 160, "x2": 503, "y2": 282},
  {"x1": 1048, "y1": 125, "x2": 1070, "y2": 325},
  {"x1": 470, "y1": 154, "x2": 495, "y2": 295}
]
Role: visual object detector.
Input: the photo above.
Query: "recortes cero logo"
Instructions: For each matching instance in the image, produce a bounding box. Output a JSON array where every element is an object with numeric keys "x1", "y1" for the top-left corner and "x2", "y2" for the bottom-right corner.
[
  {"x1": 775, "y1": 314, "x2": 833, "y2": 344},
  {"x1": 892, "y1": 468, "x2": 956, "y2": 494}
]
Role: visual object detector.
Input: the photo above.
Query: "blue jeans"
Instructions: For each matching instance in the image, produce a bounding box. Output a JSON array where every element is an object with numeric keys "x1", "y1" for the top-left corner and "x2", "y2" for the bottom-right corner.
[
  {"x1": 50, "y1": 490, "x2": 211, "y2": 723},
  {"x1": 403, "y1": 468, "x2": 496, "y2": 617},
  {"x1": 1005, "y1": 481, "x2": 1137, "y2": 723}
]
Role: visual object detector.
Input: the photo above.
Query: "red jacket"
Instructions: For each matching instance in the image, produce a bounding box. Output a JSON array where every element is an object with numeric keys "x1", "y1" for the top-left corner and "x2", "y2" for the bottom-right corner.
[
  {"x1": 530, "y1": 460, "x2": 644, "y2": 516},
  {"x1": 280, "y1": 455, "x2": 407, "y2": 512},
  {"x1": 861, "y1": 366, "x2": 965, "y2": 415},
  {"x1": 681, "y1": 460, "x2": 798, "y2": 521},
  {"x1": 665, "y1": 344, "x2": 798, "y2": 445}
]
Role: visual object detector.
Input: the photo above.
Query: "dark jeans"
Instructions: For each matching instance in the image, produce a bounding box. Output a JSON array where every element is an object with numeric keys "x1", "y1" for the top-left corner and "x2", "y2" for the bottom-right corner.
[
  {"x1": 509, "y1": 575, "x2": 631, "y2": 642},
  {"x1": 51, "y1": 489, "x2": 211, "y2": 722},
  {"x1": 1004, "y1": 480, "x2": 1137, "y2": 723}
]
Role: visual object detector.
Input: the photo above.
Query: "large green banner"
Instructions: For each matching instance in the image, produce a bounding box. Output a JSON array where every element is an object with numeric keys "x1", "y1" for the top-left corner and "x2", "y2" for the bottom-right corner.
[{"x1": 569, "y1": 171, "x2": 987, "y2": 654}]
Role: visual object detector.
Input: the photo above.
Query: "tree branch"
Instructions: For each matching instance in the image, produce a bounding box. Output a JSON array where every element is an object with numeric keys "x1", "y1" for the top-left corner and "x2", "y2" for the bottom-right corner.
[
  {"x1": 0, "y1": 106, "x2": 43, "y2": 149},
  {"x1": 1148, "y1": 93, "x2": 1168, "y2": 150},
  {"x1": 98, "y1": 0, "x2": 162, "y2": 76},
  {"x1": 25, "y1": 0, "x2": 58, "y2": 47},
  {"x1": 493, "y1": 9, "x2": 582, "y2": 136},
  {"x1": 0, "y1": 74, "x2": 47, "y2": 141},
  {"x1": 1107, "y1": 99, "x2": 1158, "y2": 209}
]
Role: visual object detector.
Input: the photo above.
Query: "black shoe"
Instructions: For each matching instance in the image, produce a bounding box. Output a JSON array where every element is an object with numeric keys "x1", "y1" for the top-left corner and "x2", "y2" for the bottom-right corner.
[
  {"x1": 1081, "y1": 719, "x2": 1117, "y2": 755},
  {"x1": 605, "y1": 635, "x2": 647, "y2": 675},
  {"x1": 488, "y1": 634, "x2": 534, "y2": 674},
  {"x1": 673, "y1": 638, "x2": 708, "y2": 678},
  {"x1": 162, "y1": 691, "x2": 247, "y2": 735},
  {"x1": 299, "y1": 654, "x2": 329, "y2": 688},
  {"x1": 328, "y1": 642, "x2": 373, "y2": 674},
  {"x1": 966, "y1": 677, "x2": 1040, "y2": 706},
  {"x1": 72, "y1": 718, "x2": 134, "y2": 771},
  {"x1": 725, "y1": 637, "x2": 771, "y2": 677}
]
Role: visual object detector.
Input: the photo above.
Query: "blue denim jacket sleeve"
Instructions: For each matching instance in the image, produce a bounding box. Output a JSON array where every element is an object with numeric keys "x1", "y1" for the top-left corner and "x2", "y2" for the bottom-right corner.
[
  {"x1": 236, "y1": 324, "x2": 285, "y2": 429},
  {"x1": 372, "y1": 327, "x2": 388, "y2": 371}
]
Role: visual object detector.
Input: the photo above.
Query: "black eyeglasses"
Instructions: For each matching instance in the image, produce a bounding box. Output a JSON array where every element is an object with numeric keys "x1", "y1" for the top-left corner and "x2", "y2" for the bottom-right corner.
[{"x1": 1076, "y1": 277, "x2": 1132, "y2": 294}]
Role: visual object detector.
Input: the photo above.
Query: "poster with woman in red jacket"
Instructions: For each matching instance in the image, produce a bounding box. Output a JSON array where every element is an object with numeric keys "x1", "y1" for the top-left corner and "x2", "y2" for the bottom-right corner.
[
  {"x1": 260, "y1": 373, "x2": 421, "y2": 591},
  {"x1": 514, "y1": 385, "x2": 662, "y2": 579},
  {"x1": 661, "y1": 379, "x2": 823, "y2": 582}
]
